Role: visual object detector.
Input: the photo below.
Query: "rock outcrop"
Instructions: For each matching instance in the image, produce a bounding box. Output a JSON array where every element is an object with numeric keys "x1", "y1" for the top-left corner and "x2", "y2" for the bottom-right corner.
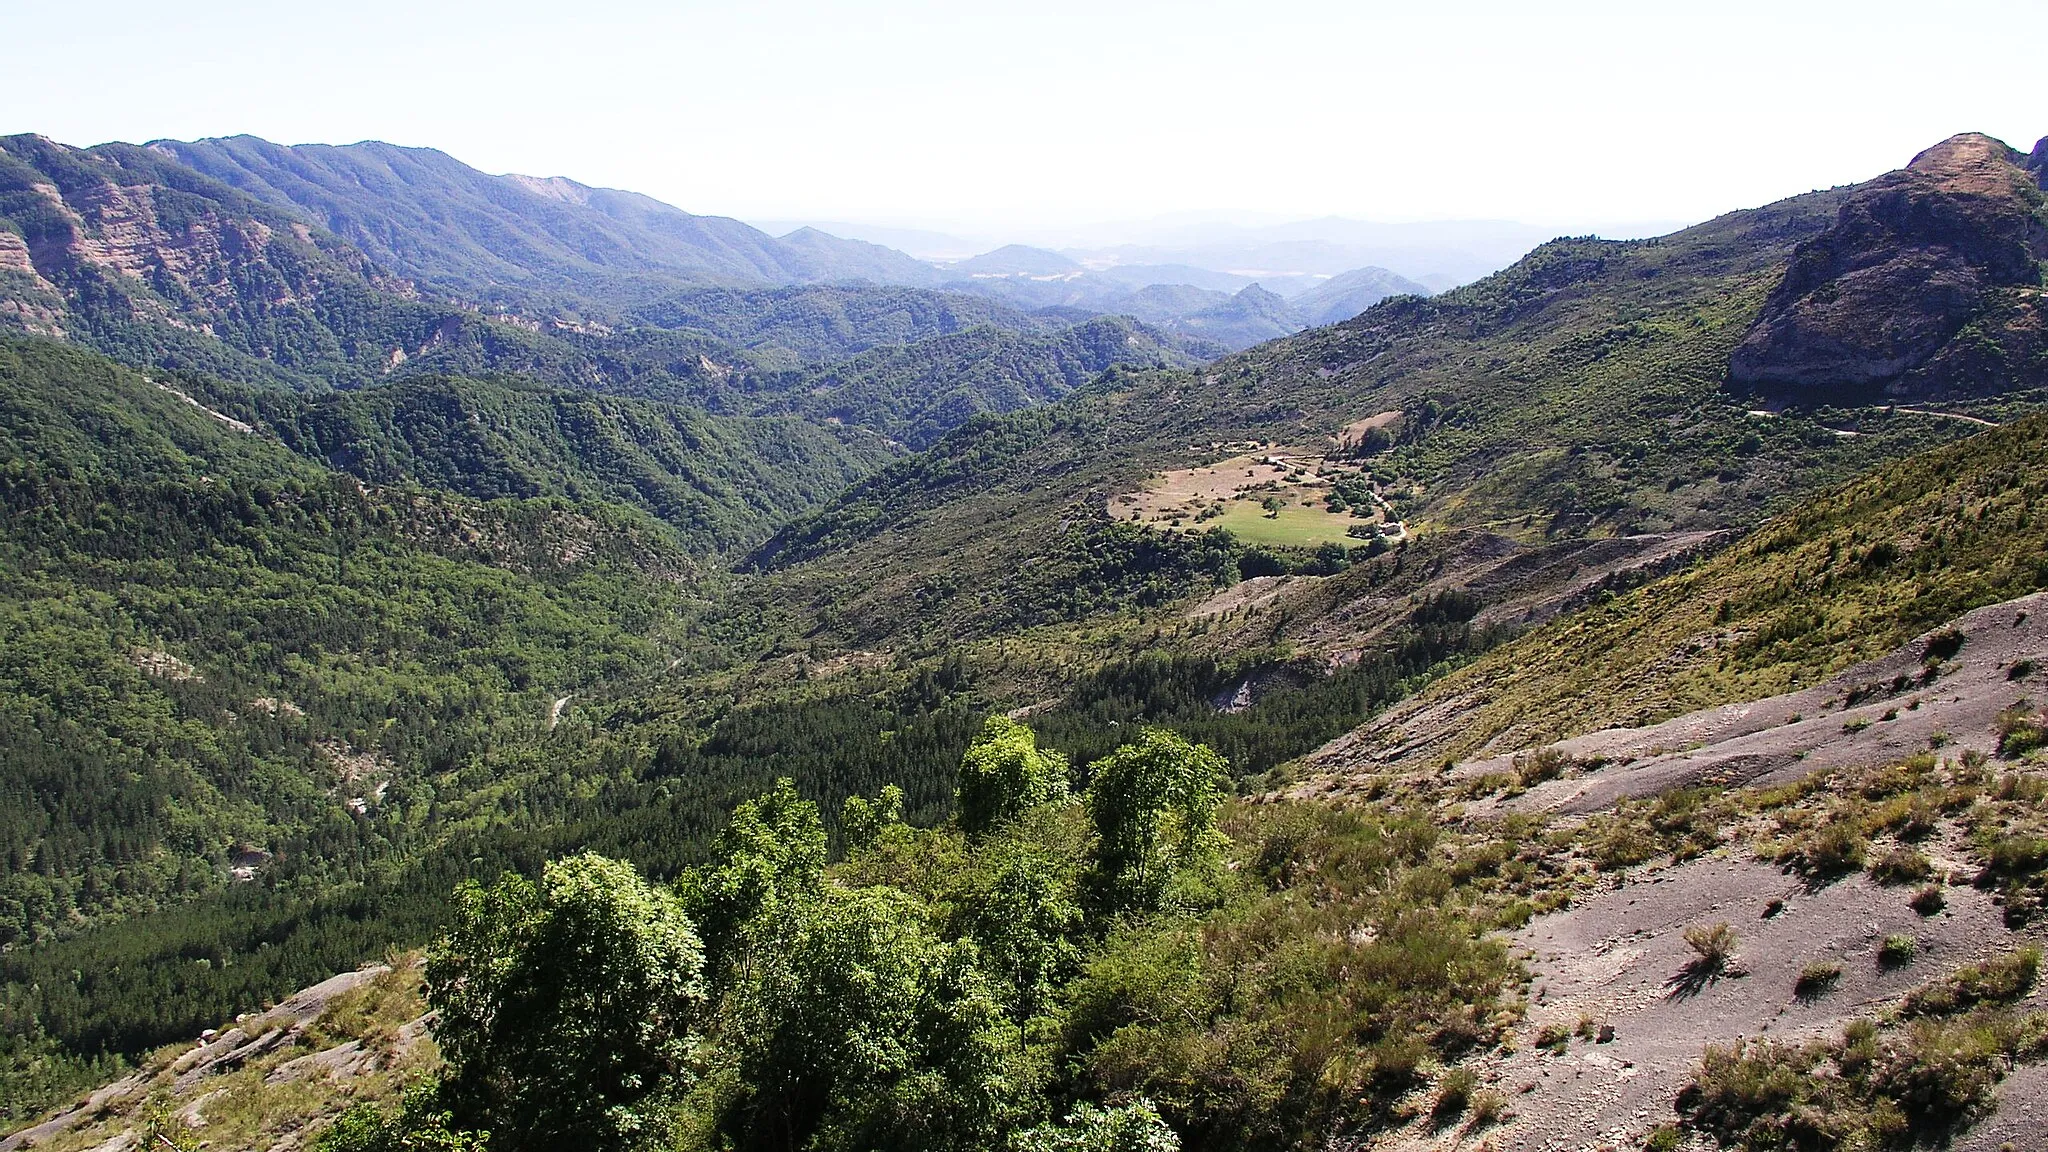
[{"x1": 1729, "y1": 133, "x2": 2048, "y2": 398}]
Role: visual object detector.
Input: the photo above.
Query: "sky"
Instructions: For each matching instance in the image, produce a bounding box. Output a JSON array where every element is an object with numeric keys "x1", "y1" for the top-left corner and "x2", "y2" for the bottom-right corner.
[{"x1": 5, "y1": 0, "x2": 2044, "y2": 236}]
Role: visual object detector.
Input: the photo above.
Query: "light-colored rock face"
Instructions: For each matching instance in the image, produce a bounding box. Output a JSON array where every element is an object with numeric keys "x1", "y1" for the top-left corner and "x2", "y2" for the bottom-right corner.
[
  {"x1": 1299, "y1": 588, "x2": 2048, "y2": 802},
  {"x1": 0, "y1": 964, "x2": 429, "y2": 1152},
  {"x1": 1489, "y1": 857, "x2": 2022, "y2": 1152},
  {"x1": 27, "y1": 178, "x2": 298, "y2": 313},
  {"x1": 1333, "y1": 590, "x2": 2048, "y2": 816},
  {"x1": 0, "y1": 229, "x2": 42, "y2": 280},
  {"x1": 0, "y1": 226, "x2": 66, "y2": 335}
]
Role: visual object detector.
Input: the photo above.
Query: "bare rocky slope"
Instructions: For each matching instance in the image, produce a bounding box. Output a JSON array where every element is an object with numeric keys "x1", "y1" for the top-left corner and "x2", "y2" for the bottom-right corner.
[{"x1": 1730, "y1": 133, "x2": 2048, "y2": 400}]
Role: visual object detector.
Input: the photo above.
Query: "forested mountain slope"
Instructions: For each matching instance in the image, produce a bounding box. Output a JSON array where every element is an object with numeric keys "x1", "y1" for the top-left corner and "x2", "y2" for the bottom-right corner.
[
  {"x1": 623, "y1": 283, "x2": 1057, "y2": 368},
  {"x1": 153, "y1": 136, "x2": 946, "y2": 312},
  {"x1": 748, "y1": 315, "x2": 1206, "y2": 447},
  {"x1": 0, "y1": 337, "x2": 703, "y2": 949},
  {"x1": 0, "y1": 134, "x2": 1213, "y2": 457},
  {"x1": 212, "y1": 374, "x2": 894, "y2": 552},
  {"x1": 0, "y1": 133, "x2": 610, "y2": 389}
]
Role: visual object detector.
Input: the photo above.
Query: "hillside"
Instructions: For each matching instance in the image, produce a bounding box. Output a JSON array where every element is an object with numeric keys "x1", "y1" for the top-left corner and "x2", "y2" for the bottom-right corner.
[
  {"x1": 220, "y1": 375, "x2": 895, "y2": 551},
  {"x1": 153, "y1": 136, "x2": 945, "y2": 308},
  {"x1": 0, "y1": 134, "x2": 1149, "y2": 425},
  {"x1": 750, "y1": 315, "x2": 1205, "y2": 447},
  {"x1": 624, "y1": 283, "x2": 1056, "y2": 368},
  {"x1": 1288, "y1": 266, "x2": 1432, "y2": 325},
  {"x1": 754, "y1": 136, "x2": 2048, "y2": 651},
  {"x1": 1730, "y1": 133, "x2": 2048, "y2": 399},
  {"x1": 1298, "y1": 411, "x2": 2048, "y2": 779},
  {"x1": 0, "y1": 338, "x2": 706, "y2": 951},
  {"x1": 8, "y1": 129, "x2": 2048, "y2": 1152},
  {"x1": 0, "y1": 133, "x2": 614, "y2": 390}
]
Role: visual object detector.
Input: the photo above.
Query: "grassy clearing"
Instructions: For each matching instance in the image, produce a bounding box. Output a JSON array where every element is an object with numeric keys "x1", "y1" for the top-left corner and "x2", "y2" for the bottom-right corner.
[{"x1": 1204, "y1": 502, "x2": 1364, "y2": 548}]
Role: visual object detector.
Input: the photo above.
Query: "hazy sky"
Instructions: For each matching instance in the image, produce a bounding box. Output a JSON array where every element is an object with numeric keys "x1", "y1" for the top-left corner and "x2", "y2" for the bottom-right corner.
[{"x1": 6, "y1": 0, "x2": 2043, "y2": 233}]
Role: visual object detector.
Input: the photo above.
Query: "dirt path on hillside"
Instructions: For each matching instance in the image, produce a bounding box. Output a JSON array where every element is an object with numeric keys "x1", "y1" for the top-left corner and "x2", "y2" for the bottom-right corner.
[{"x1": 1893, "y1": 407, "x2": 2000, "y2": 428}]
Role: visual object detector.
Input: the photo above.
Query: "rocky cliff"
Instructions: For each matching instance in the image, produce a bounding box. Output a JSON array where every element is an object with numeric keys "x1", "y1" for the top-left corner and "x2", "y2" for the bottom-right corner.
[{"x1": 1729, "y1": 132, "x2": 2048, "y2": 398}]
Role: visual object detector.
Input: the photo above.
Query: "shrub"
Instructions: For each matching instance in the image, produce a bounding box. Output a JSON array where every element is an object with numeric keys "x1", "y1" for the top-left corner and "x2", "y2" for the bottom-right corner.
[
  {"x1": 1512, "y1": 746, "x2": 1572, "y2": 789},
  {"x1": 1684, "y1": 922, "x2": 1739, "y2": 971},
  {"x1": 1878, "y1": 934, "x2": 1919, "y2": 969},
  {"x1": 1924, "y1": 628, "x2": 1966, "y2": 663},
  {"x1": 1780, "y1": 819, "x2": 1867, "y2": 879},
  {"x1": 1432, "y1": 1066, "x2": 1478, "y2": 1120},
  {"x1": 1466, "y1": 1089, "x2": 1507, "y2": 1128},
  {"x1": 1869, "y1": 847, "x2": 1933, "y2": 885},
  {"x1": 1795, "y1": 960, "x2": 1842, "y2": 999},
  {"x1": 1996, "y1": 701, "x2": 2046, "y2": 759},
  {"x1": 1909, "y1": 885, "x2": 1947, "y2": 915},
  {"x1": 1014, "y1": 1101, "x2": 1181, "y2": 1152},
  {"x1": 1533, "y1": 1022, "x2": 1571, "y2": 1051},
  {"x1": 1679, "y1": 1015, "x2": 2012, "y2": 1151},
  {"x1": 1899, "y1": 948, "x2": 2042, "y2": 1018}
]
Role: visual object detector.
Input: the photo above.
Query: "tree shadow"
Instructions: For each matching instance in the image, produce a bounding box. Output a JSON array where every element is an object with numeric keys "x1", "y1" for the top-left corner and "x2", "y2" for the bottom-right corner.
[{"x1": 1665, "y1": 957, "x2": 1724, "y2": 1000}]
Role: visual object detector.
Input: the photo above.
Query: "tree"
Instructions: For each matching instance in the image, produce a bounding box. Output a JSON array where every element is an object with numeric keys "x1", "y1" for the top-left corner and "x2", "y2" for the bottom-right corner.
[
  {"x1": 1083, "y1": 730, "x2": 1227, "y2": 914},
  {"x1": 967, "y1": 848, "x2": 1083, "y2": 1026},
  {"x1": 957, "y1": 717, "x2": 1070, "y2": 835},
  {"x1": 1014, "y1": 1100, "x2": 1181, "y2": 1152},
  {"x1": 841, "y1": 783, "x2": 906, "y2": 854},
  {"x1": 426, "y1": 853, "x2": 705, "y2": 1152},
  {"x1": 705, "y1": 885, "x2": 1019, "y2": 1152},
  {"x1": 679, "y1": 778, "x2": 827, "y2": 980}
]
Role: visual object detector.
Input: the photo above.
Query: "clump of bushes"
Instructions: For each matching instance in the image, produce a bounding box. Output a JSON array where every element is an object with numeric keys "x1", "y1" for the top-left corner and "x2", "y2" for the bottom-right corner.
[
  {"x1": 1996, "y1": 700, "x2": 2046, "y2": 759},
  {"x1": 1678, "y1": 1008, "x2": 2041, "y2": 1151},
  {"x1": 1869, "y1": 847, "x2": 1933, "y2": 885},
  {"x1": 1432, "y1": 1067, "x2": 1477, "y2": 1121},
  {"x1": 1511, "y1": 746, "x2": 1574, "y2": 790},
  {"x1": 1795, "y1": 960, "x2": 1842, "y2": 1000},
  {"x1": 1465, "y1": 1089, "x2": 1507, "y2": 1128},
  {"x1": 1878, "y1": 934, "x2": 1919, "y2": 969},
  {"x1": 1776, "y1": 818, "x2": 1868, "y2": 880},
  {"x1": 1909, "y1": 884, "x2": 1947, "y2": 915},
  {"x1": 1899, "y1": 948, "x2": 2041, "y2": 1018},
  {"x1": 1923, "y1": 627, "x2": 1966, "y2": 663}
]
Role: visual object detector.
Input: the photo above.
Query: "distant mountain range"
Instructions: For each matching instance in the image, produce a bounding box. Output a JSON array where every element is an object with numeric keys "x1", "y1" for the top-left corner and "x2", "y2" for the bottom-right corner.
[{"x1": 151, "y1": 136, "x2": 946, "y2": 309}]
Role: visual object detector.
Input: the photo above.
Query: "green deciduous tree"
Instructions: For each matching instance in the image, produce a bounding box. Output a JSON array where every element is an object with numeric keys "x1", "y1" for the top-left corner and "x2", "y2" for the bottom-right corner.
[
  {"x1": 1083, "y1": 729, "x2": 1227, "y2": 914},
  {"x1": 968, "y1": 848, "x2": 1083, "y2": 1027},
  {"x1": 679, "y1": 778, "x2": 827, "y2": 981},
  {"x1": 957, "y1": 716, "x2": 1070, "y2": 834},
  {"x1": 841, "y1": 783, "x2": 906, "y2": 854},
  {"x1": 1014, "y1": 1100, "x2": 1181, "y2": 1152},
  {"x1": 701, "y1": 885, "x2": 1019, "y2": 1152},
  {"x1": 426, "y1": 853, "x2": 704, "y2": 1152}
]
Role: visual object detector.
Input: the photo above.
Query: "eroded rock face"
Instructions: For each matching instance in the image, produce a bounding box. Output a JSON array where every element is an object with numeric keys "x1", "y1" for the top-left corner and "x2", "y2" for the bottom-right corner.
[{"x1": 1729, "y1": 133, "x2": 2048, "y2": 397}]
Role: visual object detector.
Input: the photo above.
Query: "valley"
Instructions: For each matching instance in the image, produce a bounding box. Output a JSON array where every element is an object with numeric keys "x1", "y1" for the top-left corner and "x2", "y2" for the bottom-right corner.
[{"x1": 0, "y1": 118, "x2": 2043, "y2": 1152}]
